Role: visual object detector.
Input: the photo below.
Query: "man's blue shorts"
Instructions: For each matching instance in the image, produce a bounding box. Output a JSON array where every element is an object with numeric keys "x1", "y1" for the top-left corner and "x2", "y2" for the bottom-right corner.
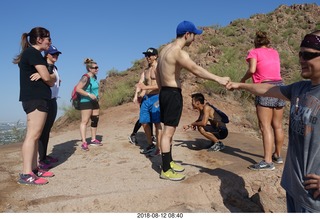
[{"x1": 139, "y1": 94, "x2": 160, "y2": 124}]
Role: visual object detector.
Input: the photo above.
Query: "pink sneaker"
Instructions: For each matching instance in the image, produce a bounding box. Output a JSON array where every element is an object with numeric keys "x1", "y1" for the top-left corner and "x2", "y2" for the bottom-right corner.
[
  {"x1": 81, "y1": 142, "x2": 89, "y2": 151},
  {"x1": 90, "y1": 139, "x2": 103, "y2": 146},
  {"x1": 35, "y1": 168, "x2": 55, "y2": 177},
  {"x1": 18, "y1": 172, "x2": 48, "y2": 185}
]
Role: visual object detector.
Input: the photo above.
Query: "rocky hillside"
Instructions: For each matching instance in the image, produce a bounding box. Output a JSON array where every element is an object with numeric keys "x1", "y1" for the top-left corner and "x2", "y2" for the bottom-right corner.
[{"x1": 54, "y1": 3, "x2": 320, "y2": 132}]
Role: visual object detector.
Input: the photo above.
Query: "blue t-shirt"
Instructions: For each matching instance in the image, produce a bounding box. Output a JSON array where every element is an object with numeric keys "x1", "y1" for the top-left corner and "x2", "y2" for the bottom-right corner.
[
  {"x1": 80, "y1": 76, "x2": 99, "y2": 103},
  {"x1": 280, "y1": 80, "x2": 320, "y2": 212}
]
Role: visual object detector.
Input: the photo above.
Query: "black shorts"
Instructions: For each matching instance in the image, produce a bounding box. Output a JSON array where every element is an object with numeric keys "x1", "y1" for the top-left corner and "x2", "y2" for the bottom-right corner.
[
  {"x1": 22, "y1": 99, "x2": 49, "y2": 114},
  {"x1": 159, "y1": 87, "x2": 182, "y2": 127},
  {"x1": 78, "y1": 101, "x2": 100, "y2": 110},
  {"x1": 204, "y1": 125, "x2": 228, "y2": 140}
]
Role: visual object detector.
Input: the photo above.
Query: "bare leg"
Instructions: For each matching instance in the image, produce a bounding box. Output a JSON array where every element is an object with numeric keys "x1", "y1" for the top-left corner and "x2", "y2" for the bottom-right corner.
[
  {"x1": 256, "y1": 105, "x2": 274, "y2": 163},
  {"x1": 198, "y1": 126, "x2": 219, "y2": 143},
  {"x1": 80, "y1": 109, "x2": 92, "y2": 143},
  {"x1": 22, "y1": 110, "x2": 47, "y2": 174},
  {"x1": 142, "y1": 123, "x2": 152, "y2": 145},
  {"x1": 272, "y1": 107, "x2": 284, "y2": 157}
]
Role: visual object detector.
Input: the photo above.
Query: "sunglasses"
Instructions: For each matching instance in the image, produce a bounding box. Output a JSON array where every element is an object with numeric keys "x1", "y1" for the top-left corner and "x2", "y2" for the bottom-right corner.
[
  {"x1": 90, "y1": 66, "x2": 99, "y2": 70},
  {"x1": 299, "y1": 51, "x2": 320, "y2": 61}
]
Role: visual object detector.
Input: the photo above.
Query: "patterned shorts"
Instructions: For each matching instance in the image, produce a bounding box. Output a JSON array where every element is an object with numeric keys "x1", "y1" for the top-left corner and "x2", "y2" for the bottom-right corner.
[{"x1": 255, "y1": 81, "x2": 286, "y2": 108}]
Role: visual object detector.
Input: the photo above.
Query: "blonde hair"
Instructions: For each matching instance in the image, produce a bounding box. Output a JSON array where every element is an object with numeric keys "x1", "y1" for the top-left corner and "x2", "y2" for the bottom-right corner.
[{"x1": 84, "y1": 58, "x2": 97, "y2": 71}]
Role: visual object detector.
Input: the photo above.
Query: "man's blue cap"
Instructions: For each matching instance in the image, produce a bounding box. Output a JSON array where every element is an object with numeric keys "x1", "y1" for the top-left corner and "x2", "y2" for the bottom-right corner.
[
  {"x1": 176, "y1": 21, "x2": 203, "y2": 35},
  {"x1": 44, "y1": 45, "x2": 62, "y2": 55}
]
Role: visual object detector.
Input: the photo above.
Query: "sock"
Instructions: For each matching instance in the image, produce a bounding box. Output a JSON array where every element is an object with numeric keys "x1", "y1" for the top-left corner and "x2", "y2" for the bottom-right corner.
[{"x1": 162, "y1": 152, "x2": 171, "y2": 172}]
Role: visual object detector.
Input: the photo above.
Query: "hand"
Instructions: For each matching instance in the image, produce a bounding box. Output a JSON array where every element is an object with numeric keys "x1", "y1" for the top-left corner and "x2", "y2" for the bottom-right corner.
[
  {"x1": 136, "y1": 83, "x2": 146, "y2": 90},
  {"x1": 218, "y1": 76, "x2": 231, "y2": 86},
  {"x1": 304, "y1": 174, "x2": 320, "y2": 199},
  {"x1": 226, "y1": 82, "x2": 240, "y2": 90},
  {"x1": 30, "y1": 72, "x2": 41, "y2": 81},
  {"x1": 89, "y1": 94, "x2": 97, "y2": 101}
]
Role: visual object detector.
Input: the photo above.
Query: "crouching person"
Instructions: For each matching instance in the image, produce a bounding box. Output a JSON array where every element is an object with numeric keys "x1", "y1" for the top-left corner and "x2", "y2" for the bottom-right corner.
[{"x1": 183, "y1": 93, "x2": 229, "y2": 151}]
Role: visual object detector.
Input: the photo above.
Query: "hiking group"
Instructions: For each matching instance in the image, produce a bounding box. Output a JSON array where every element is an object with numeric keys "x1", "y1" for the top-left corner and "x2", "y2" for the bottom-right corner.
[{"x1": 14, "y1": 20, "x2": 320, "y2": 212}]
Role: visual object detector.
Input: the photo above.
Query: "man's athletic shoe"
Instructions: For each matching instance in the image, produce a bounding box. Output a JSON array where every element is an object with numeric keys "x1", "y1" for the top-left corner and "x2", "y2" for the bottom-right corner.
[
  {"x1": 140, "y1": 144, "x2": 155, "y2": 154},
  {"x1": 18, "y1": 172, "x2": 48, "y2": 185},
  {"x1": 128, "y1": 134, "x2": 137, "y2": 145},
  {"x1": 81, "y1": 142, "x2": 89, "y2": 151},
  {"x1": 249, "y1": 160, "x2": 275, "y2": 171},
  {"x1": 207, "y1": 141, "x2": 225, "y2": 152},
  {"x1": 160, "y1": 169, "x2": 185, "y2": 181},
  {"x1": 170, "y1": 161, "x2": 185, "y2": 172},
  {"x1": 90, "y1": 139, "x2": 103, "y2": 146}
]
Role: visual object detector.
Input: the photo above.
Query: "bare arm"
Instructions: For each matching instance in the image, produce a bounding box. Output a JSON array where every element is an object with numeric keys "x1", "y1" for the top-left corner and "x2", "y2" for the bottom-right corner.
[
  {"x1": 178, "y1": 51, "x2": 230, "y2": 86},
  {"x1": 133, "y1": 71, "x2": 145, "y2": 103},
  {"x1": 75, "y1": 75, "x2": 96, "y2": 100},
  {"x1": 34, "y1": 65, "x2": 56, "y2": 87},
  {"x1": 240, "y1": 58, "x2": 256, "y2": 83},
  {"x1": 226, "y1": 82, "x2": 289, "y2": 101}
]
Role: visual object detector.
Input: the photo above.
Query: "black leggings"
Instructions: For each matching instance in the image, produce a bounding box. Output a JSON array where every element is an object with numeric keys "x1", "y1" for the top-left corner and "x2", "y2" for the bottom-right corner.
[{"x1": 38, "y1": 98, "x2": 57, "y2": 161}]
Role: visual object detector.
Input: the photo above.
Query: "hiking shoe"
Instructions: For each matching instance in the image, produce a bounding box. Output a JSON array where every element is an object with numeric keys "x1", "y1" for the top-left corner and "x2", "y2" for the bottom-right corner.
[
  {"x1": 90, "y1": 139, "x2": 103, "y2": 146},
  {"x1": 152, "y1": 135, "x2": 157, "y2": 144},
  {"x1": 170, "y1": 161, "x2": 185, "y2": 172},
  {"x1": 46, "y1": 155, "x2": 58, "y2": 163},
  {"x1": 207, "y1": 141, "x2": 225, "y2": 152},
  {"x1": 249, "y1": 160, "x2": 275, "y2": 171},
  {"x1": 38, "y1": 160, "x2": 53, "y2": 170},
  {"x1": 34, "y1": 168, "x2": 55, "y2": 177},
  {"x1": 272, "y1": 154, "x2": 284, "y2": 164},
  {"x1": 160, "y1": 169, "x2": 185, "y2": 181},
  {"x1": 81, "y1": 142, "x2": 89, "y2": 151},
  {"x1": 18, "y1": 172, "x2": 48, "y2": 185},
  {"x1": 128, "y1": 134, "x2": 137, "y2": 145},
  {"x1": 140, "y1": 144, "x2": 155, "y2": 154}
]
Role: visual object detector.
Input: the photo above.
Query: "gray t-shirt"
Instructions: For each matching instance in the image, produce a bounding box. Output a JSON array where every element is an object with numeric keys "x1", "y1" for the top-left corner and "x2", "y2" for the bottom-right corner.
[{"x1": 280, "y1": 80, "x2": 320, "y2": 212}]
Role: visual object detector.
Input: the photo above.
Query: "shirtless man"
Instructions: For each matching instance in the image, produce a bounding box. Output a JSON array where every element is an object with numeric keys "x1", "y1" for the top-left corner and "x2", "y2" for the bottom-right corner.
[
  {"x1": 156, "y1": 21, "x2": 230, "y2": 181},
  {"x1": 136, "y1": 48, "x2": 162, "y2": 157}
]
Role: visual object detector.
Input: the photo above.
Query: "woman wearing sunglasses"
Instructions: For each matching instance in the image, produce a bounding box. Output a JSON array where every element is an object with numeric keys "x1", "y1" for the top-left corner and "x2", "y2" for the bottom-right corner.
[
  {"x1": 239, "y1": 31, "x2": 286, "y2": 171},
  {"x1": 227, "y1": 30, "x2": 320, "y2": 212},
  {"x1": 75, "y1": 58, "x2": 103, "y2": 151}
]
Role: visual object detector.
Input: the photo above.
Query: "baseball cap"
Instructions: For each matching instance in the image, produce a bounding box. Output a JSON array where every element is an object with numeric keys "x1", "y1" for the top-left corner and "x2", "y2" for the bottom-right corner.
[
  {"x1": 44, "y1": 45, "x2": 62, "y2": 55},
  {"x1": 176, "y1": 21, "x2": 203, "y2": 35},
  {"x1": 142, "y1": 47, "x2": 158, "y2": 56}
]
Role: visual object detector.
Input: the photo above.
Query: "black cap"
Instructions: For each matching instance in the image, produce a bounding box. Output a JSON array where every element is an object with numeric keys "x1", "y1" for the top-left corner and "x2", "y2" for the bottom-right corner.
[{"x1": 142, "y1": 47, "x2": 158, "y2": 56}]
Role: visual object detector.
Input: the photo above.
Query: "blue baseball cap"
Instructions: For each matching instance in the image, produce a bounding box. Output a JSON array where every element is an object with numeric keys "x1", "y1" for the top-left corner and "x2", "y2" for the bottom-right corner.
[
  {"x1": 44, "y1": 45, "x2": 62, "y2": 55},
  {"x1": 176, "y1": 21, "x2": 203, "y2": 35}
]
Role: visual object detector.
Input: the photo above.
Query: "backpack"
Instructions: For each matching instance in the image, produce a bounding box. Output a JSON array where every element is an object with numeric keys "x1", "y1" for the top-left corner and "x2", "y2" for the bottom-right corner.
[
  {"x1": 70, "y1": 74, "x2": 91, "y2": 110},
  {"x1": 208, "y1": 103, "x2": 229, "y2": 124}
]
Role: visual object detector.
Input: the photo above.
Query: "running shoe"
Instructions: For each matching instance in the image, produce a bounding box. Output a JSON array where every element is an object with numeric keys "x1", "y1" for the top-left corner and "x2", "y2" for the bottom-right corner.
[
  {"x1": 46, "y1": 155, "x2": 58, "y2": 163},
  {"x1": 152, "y1": 135, "x2": 157, "y2": 144},
  {"x1": 81, "y1": 142, "x2": 89, "y2": 151},
  {"x1": 249, "y1": 160, "x2": 275, "y2": 171},
  {"x1": 170, "y1": 161, "x2": 185, "y2": 172},
  {"x1": 207, "y1": 141, "x2": 225, "y2": 152},
  {"x1": 272, "y1": 154, "x2": 284, "y2": 164},
  {"x1": 160, "y1": 169, "x2": 185, "y2": 181},
  {"x1": 128, "y1": 134, "x2": 137, "y2": 145},
  {"x1": 140, "y1": 144, "x2": 155, "y2": 154},
  {"x1": 90, "y1": 139, "x2": 103, "y2": 146},
  {"x1": 18, "y1": 172, "x2": 48, "y2": 185},
  {"x1": 34, "y1": 168, "x2": 55, "y2": 177}
]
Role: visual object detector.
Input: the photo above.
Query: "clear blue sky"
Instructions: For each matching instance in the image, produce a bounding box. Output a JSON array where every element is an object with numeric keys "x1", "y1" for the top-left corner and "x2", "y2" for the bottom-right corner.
[{"x1": 1, "y1": 0, "x2": 318, "y2": 122}]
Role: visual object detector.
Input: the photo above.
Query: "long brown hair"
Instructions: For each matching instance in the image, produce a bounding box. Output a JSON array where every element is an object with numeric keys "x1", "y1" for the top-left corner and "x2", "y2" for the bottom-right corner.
[
  {"x1": 254, "y1": 31, "x2": 270, "y2": 48},
  {"x1": 12, "y1": 27, "x2": 50, "y2": 64}
]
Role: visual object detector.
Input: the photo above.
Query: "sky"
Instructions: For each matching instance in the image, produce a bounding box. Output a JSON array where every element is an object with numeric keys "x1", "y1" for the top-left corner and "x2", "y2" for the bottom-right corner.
[{"x1": 0, "y1": 0, "x2": 318, "y2": 123}]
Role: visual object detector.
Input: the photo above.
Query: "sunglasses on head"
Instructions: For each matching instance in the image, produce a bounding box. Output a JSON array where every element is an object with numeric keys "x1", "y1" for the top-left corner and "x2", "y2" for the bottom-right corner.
[
  {"x1": 90, "y1": 66, "x2": 99, "y2": 70},
  {"x1": 299, "y1": 51, "x2": 320, "y2": 61}
]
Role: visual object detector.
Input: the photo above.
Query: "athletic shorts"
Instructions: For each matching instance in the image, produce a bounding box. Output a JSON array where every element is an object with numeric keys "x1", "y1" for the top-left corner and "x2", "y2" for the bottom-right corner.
[
  {"x1": 78, "y1": 101, "x2": 100, "y2": 110},
  {"x1": 22, "y1": 99, "x2": 49, "y2": 114},
  {"x1": 203, "y1": 125, "x2": 228, "y2": 140},
  {"x1": 255, "y1": 81, "x2": 286, "y2": 108},
  {"x1": 139, "y1": 94, "x2": 160, "y2": 124},
  {"x1": 159, "y1": 87, "x2": 182, "y2": 127}
]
